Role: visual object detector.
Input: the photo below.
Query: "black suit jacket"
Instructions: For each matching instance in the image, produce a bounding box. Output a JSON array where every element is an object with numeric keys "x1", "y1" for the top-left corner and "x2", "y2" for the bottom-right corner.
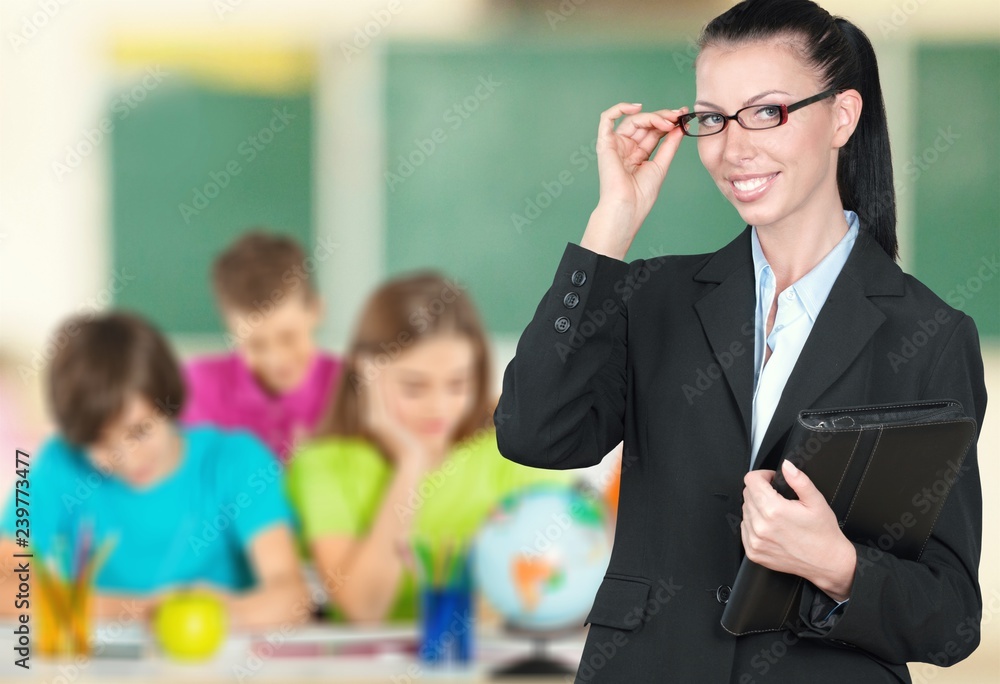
[{"x1": 494, "y1": 225, "x2": 988, "y2": 683}]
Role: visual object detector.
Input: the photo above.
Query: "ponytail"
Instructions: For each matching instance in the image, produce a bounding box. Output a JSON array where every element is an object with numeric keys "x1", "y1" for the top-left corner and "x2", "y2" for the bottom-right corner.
[
  {"x1": 698, "y1": 0, "x2": 899, "y2": 261},
  {"x1": 833, "y1": 17, "x2": 898, "y2": 261}
]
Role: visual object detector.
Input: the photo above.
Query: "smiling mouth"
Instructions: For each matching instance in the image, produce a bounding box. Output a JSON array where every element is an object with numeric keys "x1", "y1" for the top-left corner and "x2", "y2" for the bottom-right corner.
[{"x1": 731, "y1": 173, "x2": 778, "y2": 192}]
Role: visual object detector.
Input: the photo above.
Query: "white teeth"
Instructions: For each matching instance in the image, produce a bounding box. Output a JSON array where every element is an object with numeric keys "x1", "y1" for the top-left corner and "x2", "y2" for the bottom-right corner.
[{"x1": 733, "y1": 174, "x2": 775, "y2": 191}]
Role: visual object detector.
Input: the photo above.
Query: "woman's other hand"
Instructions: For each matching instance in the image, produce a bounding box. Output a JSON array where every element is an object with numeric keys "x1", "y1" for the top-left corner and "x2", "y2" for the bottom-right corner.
[
  {"x1": 741, "y1": 460, "x2": 857, "y2": 603},
  {"x1": 580, "y1": 102, "x2": 689, "y2": 260}
]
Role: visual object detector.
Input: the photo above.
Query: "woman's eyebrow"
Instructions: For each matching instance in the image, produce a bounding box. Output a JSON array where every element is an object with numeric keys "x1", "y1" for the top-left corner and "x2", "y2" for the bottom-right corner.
[{"x1": 694, "y1": 89, "x2": 792, "y2": 109}]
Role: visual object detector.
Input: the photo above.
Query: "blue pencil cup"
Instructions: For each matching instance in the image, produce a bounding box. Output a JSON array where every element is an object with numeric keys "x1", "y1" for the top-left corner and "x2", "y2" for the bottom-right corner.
[{"x1": 417, "y1": 552, "x2": 474, "y2": 667}]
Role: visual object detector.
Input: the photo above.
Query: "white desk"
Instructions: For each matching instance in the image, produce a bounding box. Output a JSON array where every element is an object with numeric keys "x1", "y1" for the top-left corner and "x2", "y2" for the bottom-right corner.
[{"x1": 0, "y1": 621, "x2": 588, "y2": 683}]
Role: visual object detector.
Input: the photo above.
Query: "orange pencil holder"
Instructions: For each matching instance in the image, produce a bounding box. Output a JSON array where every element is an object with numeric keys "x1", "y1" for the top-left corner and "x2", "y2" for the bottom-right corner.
[{"x1": 33, "y1": 560, "x2": 93, "y2": 658}]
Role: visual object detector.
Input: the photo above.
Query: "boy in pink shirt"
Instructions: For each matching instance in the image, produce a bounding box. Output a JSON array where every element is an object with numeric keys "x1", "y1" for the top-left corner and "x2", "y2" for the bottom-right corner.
[{"x1": 181, "y1": 231, "x2": 342, "y2": 462}]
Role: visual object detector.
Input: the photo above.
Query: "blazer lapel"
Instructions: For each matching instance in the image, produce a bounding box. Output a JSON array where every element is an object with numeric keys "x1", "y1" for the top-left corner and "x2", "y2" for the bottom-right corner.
[
  {"x1": 693, "y1": 223, "x2": 906, "y2": 472},
  {"x1": 692, "y1": 226, "x2": 757, "y2": 460}
]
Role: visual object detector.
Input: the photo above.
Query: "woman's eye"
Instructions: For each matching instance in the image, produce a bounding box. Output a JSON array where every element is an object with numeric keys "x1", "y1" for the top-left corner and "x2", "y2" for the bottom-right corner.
[
  {"x1": 699, "y1": 113, "x2": 724, "y2": 127},
  {"x1": 754, "y1": 105, "x2": 781, "y2": 121}
]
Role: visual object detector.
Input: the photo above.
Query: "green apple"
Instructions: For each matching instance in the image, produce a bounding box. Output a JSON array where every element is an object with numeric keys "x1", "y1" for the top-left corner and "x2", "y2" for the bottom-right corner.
[{"x1": 154, "y1": 590, "x2": 227, "y2": 661}]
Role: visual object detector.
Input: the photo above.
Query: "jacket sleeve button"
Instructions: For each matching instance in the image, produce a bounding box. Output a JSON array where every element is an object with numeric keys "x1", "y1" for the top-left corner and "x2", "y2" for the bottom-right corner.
[
  {"x1": 571, "y1": 269, "x2": 587, "y2": 286},
  {"x1": 562, "y1": 292, "x2": 580, "y2": 308},
  {"x1": 554, "y1": 316, "x2": 571, "y2": 333}
]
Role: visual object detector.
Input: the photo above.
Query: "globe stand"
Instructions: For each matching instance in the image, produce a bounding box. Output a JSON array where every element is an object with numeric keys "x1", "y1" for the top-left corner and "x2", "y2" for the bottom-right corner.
[{"x1": 489, "y1": 622, "x2": 582, "y2": 678}]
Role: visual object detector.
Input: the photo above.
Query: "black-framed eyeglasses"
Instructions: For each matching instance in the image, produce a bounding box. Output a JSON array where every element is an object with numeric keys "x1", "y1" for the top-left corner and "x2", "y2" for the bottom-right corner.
[{"x1": 678, "y1": 88, "x2": 843, "y2": 137}]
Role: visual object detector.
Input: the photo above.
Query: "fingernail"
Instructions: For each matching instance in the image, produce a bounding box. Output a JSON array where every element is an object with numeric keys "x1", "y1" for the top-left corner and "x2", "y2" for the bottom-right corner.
[
  {"x1": 783, "y1": 460, "x2": 799, "y2": 475},
  {"x1": 631, "y1": 102, "x2": 642, "y2": 106}
]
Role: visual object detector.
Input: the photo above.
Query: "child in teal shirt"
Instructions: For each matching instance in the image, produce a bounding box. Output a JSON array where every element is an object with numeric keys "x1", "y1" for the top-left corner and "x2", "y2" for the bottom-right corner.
[{"x1": 0, "y1": 312, "x2": 311, "y2": 630}]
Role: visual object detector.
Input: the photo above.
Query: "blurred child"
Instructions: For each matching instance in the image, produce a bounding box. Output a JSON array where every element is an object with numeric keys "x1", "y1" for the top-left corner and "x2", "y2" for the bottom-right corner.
[
  {"x1": 181, "y1": 230, "x2": 342, "y2": 462},
  {"x1": 0, "y1": 312, "x2": 311, "y2": 629},
  {"x1": 285, "y1": 272, "x2": 576, "y2": 623}
]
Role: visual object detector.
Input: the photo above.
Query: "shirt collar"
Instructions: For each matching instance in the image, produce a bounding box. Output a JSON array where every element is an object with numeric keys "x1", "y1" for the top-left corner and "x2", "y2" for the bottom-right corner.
[{"x1": 750, "y1": 209, "x2": 860, "y2": 321}]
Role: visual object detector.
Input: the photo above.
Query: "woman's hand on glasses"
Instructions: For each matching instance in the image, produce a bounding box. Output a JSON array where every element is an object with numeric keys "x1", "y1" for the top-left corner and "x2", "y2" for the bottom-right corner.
[{"x1": 580, "y1": 102, "x2": 688, "y2": 260}]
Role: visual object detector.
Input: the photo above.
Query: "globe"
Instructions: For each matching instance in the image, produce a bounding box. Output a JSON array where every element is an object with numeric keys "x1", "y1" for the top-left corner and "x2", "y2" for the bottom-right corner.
[{"x1": 472, "y1": 482, "x2": 612, "y2": 632}]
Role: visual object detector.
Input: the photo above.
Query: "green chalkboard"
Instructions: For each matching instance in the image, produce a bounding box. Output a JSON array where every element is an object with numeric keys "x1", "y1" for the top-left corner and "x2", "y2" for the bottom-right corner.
[
  {"x1": 383, "y1": 43, "x2": 738, "y2": 336},
  {"x1": 384, "y1": 42, "x2": 1000, "y2": 340},
  {"x1": 111, "y1": 77, "x2": 313, "y2": 335},
  {"x1": 913, "y1": 44, "x2": 1000, "y2": 338}
]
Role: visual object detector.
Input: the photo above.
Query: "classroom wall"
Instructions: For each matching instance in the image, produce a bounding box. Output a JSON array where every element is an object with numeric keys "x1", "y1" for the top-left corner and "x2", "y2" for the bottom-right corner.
[{"x1": 2, "y1": 0, "x2": 999, "y2": 359}]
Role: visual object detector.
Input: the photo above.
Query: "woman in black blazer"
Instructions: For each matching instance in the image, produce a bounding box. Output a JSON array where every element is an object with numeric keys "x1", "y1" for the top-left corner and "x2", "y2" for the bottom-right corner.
[{"x1": 494, "y1": 0, "x2": 988, "y2": 682}]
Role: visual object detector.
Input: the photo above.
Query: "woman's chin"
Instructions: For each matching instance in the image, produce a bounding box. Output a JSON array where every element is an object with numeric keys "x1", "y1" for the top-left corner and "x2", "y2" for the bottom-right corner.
[{"x1": 734, "y1": 205, "x2": 779, "y2": 229}]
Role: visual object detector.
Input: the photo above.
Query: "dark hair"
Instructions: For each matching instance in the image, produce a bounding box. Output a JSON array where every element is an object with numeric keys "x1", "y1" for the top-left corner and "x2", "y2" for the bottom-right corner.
[
  {"x1": 212, "y1": 229, "x2": 317, "y2": 311},
  {"x1": 697, "y1": 0, "x2": 898, "y2": 261},
  {"x1": 47, "y1": 311, "x2": 186, "y2": 446},
  {"x1": 315, "y1": 271, "x2": 494, "y2": 453}
]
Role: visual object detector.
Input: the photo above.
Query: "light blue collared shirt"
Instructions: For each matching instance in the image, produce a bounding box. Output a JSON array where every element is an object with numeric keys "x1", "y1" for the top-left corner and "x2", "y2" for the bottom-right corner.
[
  {"x1": 749, "y1": 209, "x2": 860, "y2": 620},
  {"x1": 749, "y1": 209, "x2": 859, "y2": 465}
]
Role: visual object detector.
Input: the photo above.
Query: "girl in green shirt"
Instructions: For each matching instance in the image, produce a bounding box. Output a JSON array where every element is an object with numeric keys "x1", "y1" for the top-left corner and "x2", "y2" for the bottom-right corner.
[{"x1": 286, "y1": 272, "x2": 574, "y2": 623}]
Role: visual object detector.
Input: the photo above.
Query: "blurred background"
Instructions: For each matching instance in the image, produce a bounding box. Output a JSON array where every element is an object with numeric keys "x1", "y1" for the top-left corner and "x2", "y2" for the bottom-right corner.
[{"x1": 0, "y1": 0, "x2": 997, "y2": 682}]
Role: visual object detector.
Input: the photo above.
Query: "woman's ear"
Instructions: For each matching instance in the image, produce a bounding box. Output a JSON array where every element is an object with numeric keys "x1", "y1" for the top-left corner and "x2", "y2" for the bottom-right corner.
[{"x1": 831, "y1": 88, "x2": 863, "y2": 149}]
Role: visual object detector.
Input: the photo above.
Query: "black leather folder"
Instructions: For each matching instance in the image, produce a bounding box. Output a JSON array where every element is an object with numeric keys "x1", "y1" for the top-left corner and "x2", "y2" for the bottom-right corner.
[{"x1": 721, "y1": 398, "x2": 977, "y2": 636}]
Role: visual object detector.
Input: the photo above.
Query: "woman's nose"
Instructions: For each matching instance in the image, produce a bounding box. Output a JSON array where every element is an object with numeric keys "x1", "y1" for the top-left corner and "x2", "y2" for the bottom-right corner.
[{"x1": 722, "y1": 122, "x2": 757, "y2": 163}]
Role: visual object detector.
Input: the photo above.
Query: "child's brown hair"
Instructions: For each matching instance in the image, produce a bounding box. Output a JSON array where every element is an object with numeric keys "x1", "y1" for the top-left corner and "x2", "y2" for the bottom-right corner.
[
  {"x1": 211, "y1": 230, "x2": 316, "y2": 312},
  {"x1": 316, "y1": 271, "x2": 493, "y2": 451},
  {"x1": 48, "y1": 311, "x2": 185, "y2": 446}
]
